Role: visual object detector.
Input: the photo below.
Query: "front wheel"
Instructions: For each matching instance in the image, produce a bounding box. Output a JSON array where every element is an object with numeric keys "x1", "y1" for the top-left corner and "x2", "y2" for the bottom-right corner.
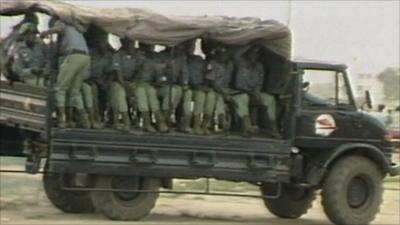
[
  {"x1": 321, "y1": 156, "x2": 384, "y2": 225},
  {"x1": 260, "y1": 183, "x2": 316, "y2": 219},
  {"x1": 90, "y1": 175, "x2": 160, "y2": 221}
]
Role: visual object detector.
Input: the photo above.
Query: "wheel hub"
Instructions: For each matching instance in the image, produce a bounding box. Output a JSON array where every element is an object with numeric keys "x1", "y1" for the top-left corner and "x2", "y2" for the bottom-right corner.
[
  {"x1": 347, "y1": 176, "x2": 369, "y2": 208},
  {"x1": 111, "y1": 176, "x2": 141, "y2": 201}
]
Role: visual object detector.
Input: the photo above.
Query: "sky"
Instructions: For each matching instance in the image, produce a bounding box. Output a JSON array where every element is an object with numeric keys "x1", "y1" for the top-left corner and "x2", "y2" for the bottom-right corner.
[{"x1": 1, "y1": 1, "x2": 399, "y2": 76}]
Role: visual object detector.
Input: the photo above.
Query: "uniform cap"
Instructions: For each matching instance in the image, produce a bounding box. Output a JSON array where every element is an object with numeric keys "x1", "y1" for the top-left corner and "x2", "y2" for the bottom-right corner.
[{"x1": 18, "y1": 23, "x2": 38, "y2": 35}]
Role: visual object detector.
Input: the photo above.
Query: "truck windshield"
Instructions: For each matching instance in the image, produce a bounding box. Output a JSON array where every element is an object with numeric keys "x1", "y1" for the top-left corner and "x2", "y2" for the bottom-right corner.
[{"x1": 302, "y1": 69, "x2": 352, "y2": 108}]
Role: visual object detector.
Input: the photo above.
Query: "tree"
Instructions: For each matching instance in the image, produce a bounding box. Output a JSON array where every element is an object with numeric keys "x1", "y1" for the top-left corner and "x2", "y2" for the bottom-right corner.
[{"x1": 377, "y1": 67, "x2": 400, "y2": 100}]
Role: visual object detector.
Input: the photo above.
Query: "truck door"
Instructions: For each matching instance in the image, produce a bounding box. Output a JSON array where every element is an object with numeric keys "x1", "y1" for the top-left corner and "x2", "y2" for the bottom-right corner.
[{"x1": 295, "y1": 68, "x2": 360, "y2": 148}]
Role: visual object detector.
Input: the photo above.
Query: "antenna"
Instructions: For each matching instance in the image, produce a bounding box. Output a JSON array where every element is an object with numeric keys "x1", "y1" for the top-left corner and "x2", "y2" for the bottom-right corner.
[{"x1": 287, "y1": 0, "x2": 292, "y2": 27}]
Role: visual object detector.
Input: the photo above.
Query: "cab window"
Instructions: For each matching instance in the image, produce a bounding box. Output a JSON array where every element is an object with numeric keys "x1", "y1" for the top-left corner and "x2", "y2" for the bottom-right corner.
[{"x1": 302, "y1": 69, "x2": 352, "y2": 108}]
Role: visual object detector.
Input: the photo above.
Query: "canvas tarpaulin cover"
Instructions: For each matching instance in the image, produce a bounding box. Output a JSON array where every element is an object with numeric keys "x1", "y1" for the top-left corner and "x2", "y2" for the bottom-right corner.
[{"x1": 0, "y1": 0, "x2": 292, "y2": 93}]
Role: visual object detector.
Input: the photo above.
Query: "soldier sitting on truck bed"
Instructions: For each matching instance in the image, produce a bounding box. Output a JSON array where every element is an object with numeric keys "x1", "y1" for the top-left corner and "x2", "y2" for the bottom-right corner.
[
  {"x1": 108, "y1": 38, "x2": 143, "y2": 131},
  {"x1": 183, "y1": 39, "x2": 207, "y2": 135},
  {"x1": 231, "y1": 45, "x2": 263, "y2": 137},
  {"x1": 80, "y1": 35, "x2": 113, "y2": 129},
  {"x1": 134, "y1": 42, "x2": 168, "y2": 133},
  {"x1": 157, "y1": 44, "x2": 190, "y2": 132},
  {"x1": 233, "y1": 45, "x2": 280, "y2": 138},
  {"x1": 9, "y1": 23, "x2": 48, "y2": 86},
  {"x1": 203, "y1": 45, "x2": 234, "y2": 134}
]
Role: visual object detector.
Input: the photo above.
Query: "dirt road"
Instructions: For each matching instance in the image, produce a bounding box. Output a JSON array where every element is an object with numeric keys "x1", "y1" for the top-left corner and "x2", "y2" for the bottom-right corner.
[{"x1": 0, "y1": 170, "x2": 399, "y2": 225}]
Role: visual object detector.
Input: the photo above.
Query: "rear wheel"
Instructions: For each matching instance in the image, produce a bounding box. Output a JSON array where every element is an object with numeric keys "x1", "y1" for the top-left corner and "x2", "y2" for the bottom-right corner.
[
  {"x1": 321, "y1": 156, "x2": 383, "y2": 225},
  {"x1": 90, "y1": 175, "x2": 160, "y2": 221},
  {"x1": 42, "y1": 164, "x2": 95, "y2": 213},
  {"x1": 261, "y1": 183, "x2": 315, "y2": 219}
]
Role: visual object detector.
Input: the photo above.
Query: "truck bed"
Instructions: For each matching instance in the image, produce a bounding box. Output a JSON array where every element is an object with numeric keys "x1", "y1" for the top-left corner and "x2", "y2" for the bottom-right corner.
[
  {"x1": 0, "y1": 81, "x2": 47, "y2": 133},
  {"x1": 0, "y1": 80, "x2": 292, "y2": 183},
  {"x1": 50, "y1": 129, "x2": 292, "y2": 183}
]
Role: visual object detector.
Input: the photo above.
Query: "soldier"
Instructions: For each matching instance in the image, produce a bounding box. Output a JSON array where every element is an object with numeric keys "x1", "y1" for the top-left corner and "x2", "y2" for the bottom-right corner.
[
  {"x1": 10, "y1": 23, "x2": 48, "y2": 86},
  {"x1": 203, "y1": 45, "x2": 234, "y2": 134},
  {"x1": 108, "y1": 38, "x2": 141, "y2": 131},
  {"x1": 234, "y1": 45, "x2": 280, "y2": 138},
  {"x1": 81, "y1": 37, "x2": 113, "y2": 129},
  {"x1": 3, "y1": 12, "x2": 39, "y2": 55},
  {"x1": 40, "y1": 17, "x2": 90, "y2": 129},
  {"x1": 135, "y1": 42, "x2": 168, "y2": 132},
  {"x1": 156, "y1": 44, "x2": 189, "y2": 132},
  {"x1": 231, "y1": 45, "x2": 263, "y2": 137},
  {"x1": 2, "y1": 13, "x2": 39, "y2": 81},
  {"x1": 184, "y1": 39, "x2": 207, "y2": 134}
]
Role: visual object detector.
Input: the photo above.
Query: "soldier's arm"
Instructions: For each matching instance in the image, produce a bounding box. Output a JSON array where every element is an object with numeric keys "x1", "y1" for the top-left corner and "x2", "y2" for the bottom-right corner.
[{"x1": 39, "y1": 21, "x2": 64, "y2": 38}]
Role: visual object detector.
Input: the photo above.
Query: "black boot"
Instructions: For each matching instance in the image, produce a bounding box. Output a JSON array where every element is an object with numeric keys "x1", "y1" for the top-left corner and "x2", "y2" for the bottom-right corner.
[
  {"x1": 218, "y1": 114, "x2": 228, "y2": 133},
  {"x1": 180, "y1": 115, "x2": 193, "y2": 133},
  {"x1": 241, "y1": 116, "x2": 253, "y2": 137},
  {"x1": 87, "y1": 108, "x2": 101, "y2": 129},
  {"x1": 202, "y1": 114, "x2": 212, "y2": 135},
  {"x1": 65, "y1": 107, "x2": 76, "y2": 128},
  {"x1": 112, "y1": 112, "x2": 121, "y2": 130},
  {"x1": 77, "y1": 110, "x2": 91, "y2": 129},
  {"x1": 142, "y1": 112, "x2": 156, "y2": 132},
  {"x1": 155, "y1": 111, "x2": 169, "y2": 133},
  {"x1": 57, "y1": 107, "x2": 67, "y2": 128},
  {"x1": 193, "y1": 114, "x2": 203, "y2": 135},
  {"x1": 121, "y1": 112, "x2": 131, "y2": 132},
  {"x1": 268, "y1": 120, "x2": 282, "y2": 139}
]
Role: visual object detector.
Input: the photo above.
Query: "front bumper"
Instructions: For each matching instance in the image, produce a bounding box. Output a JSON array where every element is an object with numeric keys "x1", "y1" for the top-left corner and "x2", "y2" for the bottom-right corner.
[{"x1": 389, "y1": 162, "x2": 400, "y2": 176}]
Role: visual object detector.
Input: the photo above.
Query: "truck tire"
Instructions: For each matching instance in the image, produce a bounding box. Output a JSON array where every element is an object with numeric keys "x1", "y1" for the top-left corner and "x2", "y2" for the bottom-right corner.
[
  {"x1": 261, "y1": 183, "x2": 315, "y2": 219},
  {"x1": 321, "y1": 156, "x2": 383, "y2": 225},
  {"x1": 90, "y1": 175, "x2": 160, "y2": 221},
  {"x1": 43, "y1": 167, "x2": 95, "y2": 213}
]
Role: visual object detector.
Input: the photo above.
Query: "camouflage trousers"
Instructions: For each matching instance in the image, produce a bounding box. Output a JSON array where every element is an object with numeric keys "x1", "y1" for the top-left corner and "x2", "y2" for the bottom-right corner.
[
  {"x1": 232, "y1": 92, "x2": 276, "y2": 120},
  {"x1": 108, "y1": 81, "x2": 128, "y2": 113},
  {"x1": 182, "y1": 89, "x2": 206, "y2": 116},
  {"x1": 54, "y1": 54, "x2": 90, "y2": 110},
  {"x1": 204, "y1": 89, "x2": 243, "y2": 116},
  {"x1": 257, "y1": 93, "x2": 276, "y2": 120},
  {"x1": 205, "y1": 89, "x2": 259, "y2": 118},
  {"x1": 158, "y1": 85, "x2": 184, "y2": 113},
  {"x1": 135, "y1": 82, "x2": 160, "y2": 113}
]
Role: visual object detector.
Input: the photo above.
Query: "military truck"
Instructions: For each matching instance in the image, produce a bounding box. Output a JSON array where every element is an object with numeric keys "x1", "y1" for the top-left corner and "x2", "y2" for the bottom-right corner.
[{"x1": 0, "y1": 1, "x2": 399, "y2": 225}]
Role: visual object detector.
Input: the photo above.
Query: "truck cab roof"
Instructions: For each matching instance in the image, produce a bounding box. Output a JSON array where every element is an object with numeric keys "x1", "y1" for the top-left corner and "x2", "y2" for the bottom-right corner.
[{"x1": 293, "y1": 58, "x2": 347, "y2": 71}]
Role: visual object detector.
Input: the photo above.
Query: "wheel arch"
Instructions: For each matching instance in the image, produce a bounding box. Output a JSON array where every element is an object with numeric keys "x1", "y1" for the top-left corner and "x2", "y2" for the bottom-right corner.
[{"x1": 305, "y1": 143, "x2": 391, "y2": 187}]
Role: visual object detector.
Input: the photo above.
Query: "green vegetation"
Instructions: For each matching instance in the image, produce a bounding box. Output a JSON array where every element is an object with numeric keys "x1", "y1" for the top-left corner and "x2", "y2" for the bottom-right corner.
[{"x1": 378, "y1": 67, "x2": 400, "y2": 100}]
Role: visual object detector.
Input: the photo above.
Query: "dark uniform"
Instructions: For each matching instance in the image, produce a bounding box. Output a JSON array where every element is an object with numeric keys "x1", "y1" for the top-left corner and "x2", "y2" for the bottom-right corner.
[
  {"x1": 233, "y1": 46, "x2": 278, "y2": 137},
  {"x1": 203, "y1": 48, "x2": 234, "y2": 133},
  {"x1": 81, "y1": 46, "x2": 113, "y2": 128},
  {"x1": 157, "y1": 46, "x2": 190, "y2": 131},
  {"x1": 136, "y1": 43, "x2": 168, "y2": 132},
  {"x1": 10, "y1": 23, "x2": 48, "y2": 86},
  {"x1": 109, "y1": 43, "x2": 143, "y2": 131},
  {"x1": 185, "y1": 41, "x2": 207, "y2": 134}
]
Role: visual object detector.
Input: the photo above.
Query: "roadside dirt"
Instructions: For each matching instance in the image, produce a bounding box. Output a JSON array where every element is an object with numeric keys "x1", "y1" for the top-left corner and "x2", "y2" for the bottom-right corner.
[{"x1": 0, "y1": 171, "x2": 399, "y2": 225}]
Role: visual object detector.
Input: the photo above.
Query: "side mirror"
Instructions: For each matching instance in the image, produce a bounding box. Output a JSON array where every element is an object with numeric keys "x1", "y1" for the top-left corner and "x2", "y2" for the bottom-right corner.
[
  {"x1": 302, "y1": 82, "x2": 310, "y2": 92},
  {"x1": 365, "y1": 90, "x2": 372, "y2": 109}
]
